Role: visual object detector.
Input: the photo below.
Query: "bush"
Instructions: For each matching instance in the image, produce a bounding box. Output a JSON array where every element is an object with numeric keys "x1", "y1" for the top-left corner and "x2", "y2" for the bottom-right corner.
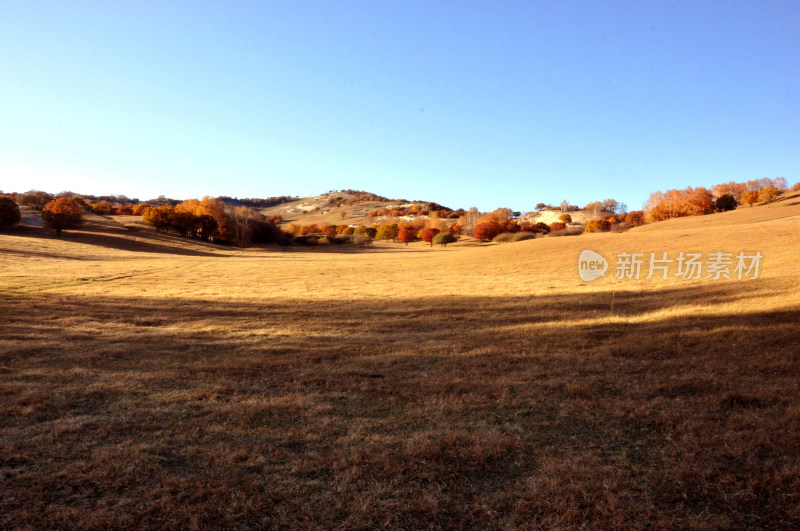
[
  {"x1": 41, "y1": 198, "x2": 83, "y2": 236},
  {"x1": 510, "y1": 231, "x2": 536, "y2": 242},
  {"x1": 559, "y1": 213, "x2": 572, "y2": 224},
  {"x1": 0, "y1": 197, "x2": 21, "y2": 227},
  {"x1": 584, "y1": 219, "x2": 611, "y2": 233},
  {"x1": 432, "y1": 232, "x2": 457, "y2": 247},
  {"x1": 492, "y1": 232, "x2": 516, "y2": 243},
  {"x1": 354, "y1": 234, "x2": 373, "y2": 247},
  {"x1": 715, "y1": 194, "x2": 738, "y2": 212},
  {"x1": 549, "y1": 222, "x2": 566, "y2": 232},
  {"x1": 624, "y1": 211, "x2": 645, "y2": 226}
]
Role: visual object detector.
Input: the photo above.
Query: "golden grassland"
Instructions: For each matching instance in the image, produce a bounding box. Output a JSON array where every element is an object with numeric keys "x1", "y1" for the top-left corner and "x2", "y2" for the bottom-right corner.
[{"x1": 1, "y1": 195, "x2": 799, "y2": 528}]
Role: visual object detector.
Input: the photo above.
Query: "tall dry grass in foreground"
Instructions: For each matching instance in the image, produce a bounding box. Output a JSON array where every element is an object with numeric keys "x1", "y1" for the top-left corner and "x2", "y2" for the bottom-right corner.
[{"x1": 1, "y1": 197, "x2": 799, "y2": 528}]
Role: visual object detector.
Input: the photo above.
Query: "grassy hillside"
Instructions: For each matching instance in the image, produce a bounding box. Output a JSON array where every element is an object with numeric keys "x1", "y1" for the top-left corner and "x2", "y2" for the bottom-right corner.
[{"x1": 1, "y1": 196, "x2": 799, "y2": 528}]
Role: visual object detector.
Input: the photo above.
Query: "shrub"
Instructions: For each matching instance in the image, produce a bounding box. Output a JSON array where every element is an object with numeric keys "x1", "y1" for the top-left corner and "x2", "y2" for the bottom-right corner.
[
  {"x1": 91, "y1": 201, "x2": 113, "y2": 215},
  {"x1": 584, "y1": 219, "x2": 611, "y2": 233},
  {"x1": 341, "y1": 226, "x2": 355, "y2": 236},
  {"x1": 510, "y1": 231, "x2": 536, "y2": 242},
  {"x1": 41, "y1": 198, "x2": 83, "y2": 236},
  {"x1": 559, "y1": 213, "x2": 572, "y2": 224},
  {"x1": 432, "y1": 232, "x2": 457, "y2": 247},
  {"x1": 624, "y1": 211, "x2": 645, "y2": 226},
  {"x1": 492, "y1": 232, "x2": 516, "y2": 243},
  {"x1": 448, "y1": 223, "x2": 463, "y2": 236},
  {"x1": 0, "y1": 197, "x2": 21, "y2": 227},
  {"x1": 354, "y1": 234, "x2": 373, "y2": 247},
  {"x1": 549, "y1": 222, "x2": 566, "y2": 232},
  {"x1": 715, "y1": 194, "x2": 738, "y2": 212}
]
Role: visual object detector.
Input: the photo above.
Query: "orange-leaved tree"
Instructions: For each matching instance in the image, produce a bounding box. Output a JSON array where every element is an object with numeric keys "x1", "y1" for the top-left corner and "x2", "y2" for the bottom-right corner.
[
  {"x1": 472, "y1": 221, "x2": 503, "y2": 241},
  {"x1": 142, "y1": 205, "x2": 175, "y2": 232},
  {"x1": 421, "y1": 227, "x2": 440, "y2": 246},
  {"x1": 397, "y1": 225, "x2": 417, "y2": 245},
  {"x1": 742, "y1": 190, "x2": 760, "y2": 207},
  {"x1": 41, "y1": 198, "x2": 83, "y2": 236}
]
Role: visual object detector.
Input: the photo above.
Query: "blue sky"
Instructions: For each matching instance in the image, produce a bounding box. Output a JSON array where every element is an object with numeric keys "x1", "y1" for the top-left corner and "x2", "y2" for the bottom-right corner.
[{"x1": 1, "y1": 1, "x2": 797, "y2": 211}]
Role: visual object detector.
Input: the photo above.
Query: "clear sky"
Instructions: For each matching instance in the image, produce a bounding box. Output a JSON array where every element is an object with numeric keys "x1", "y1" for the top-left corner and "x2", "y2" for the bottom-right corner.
[{"x1": 1, "y1": 1, "x2": 798, "y2": 211}]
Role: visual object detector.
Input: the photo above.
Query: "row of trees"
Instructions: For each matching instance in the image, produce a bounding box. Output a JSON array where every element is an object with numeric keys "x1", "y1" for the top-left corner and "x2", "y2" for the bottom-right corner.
[
  {"x1": 644, "y1": 177, "x2": 793, "y2": 222},
  {"x1": 141, "y1": 197, "x2": 283, "y2": 247}
]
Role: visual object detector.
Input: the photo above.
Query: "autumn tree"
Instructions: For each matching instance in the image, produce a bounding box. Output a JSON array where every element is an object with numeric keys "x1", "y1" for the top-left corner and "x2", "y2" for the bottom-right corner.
[
  {"x1": 397, "y1": 225, "x2": 417, "y2": 245},
  {"x1": 91, "y1": 201, "x2": 113, "y2": 215},
  {"x1": 585, "y1": 201, "x2": 603, "y2": 220},
  {"x1": 601, "y1": 199, "x2": 619, "y2": 213},
  {"x1": 132, "y1": 203, "x2": 151, "y2": 216},
  {"x1": 375, "y1": 224, "x2": 399, "y2": 241},
  {"x1": 230, "y1": 206, "x2": 255, "y2": 247},
  {"x1": 559, "y1": 213, "x2": 572, "y2": 224},
  {"x1": 758, "y1": 186, "x2": 781, "y2": 204},
  {"x1": 457, "y1": 207, "x2": 480, "y2": 236},
  {"x1": 624, "y1": 211, "x2": 645, "y2": 226},
  {"x1": 0, "y1": 197, "x2": 21, "y2": 227},
  {"x1": 171, "y1": 210, "x2": 199, "y2": 237},
  {"x1": 711, "y1": 181, "x2": 747, "y2": 203},
  {"x1": 143, "y1": 205, "x2": 175, "y2": 232},
  {"x1": 584, "y1": 219, "x2": 611, "y2": 233},
  {"x1": 421, "y1": 227, "x2": 440, "y2": 246},
  {"x1": 19, "y1": 191, "x2": 54, "y2": 211},
  {"x1": 41, "y1": 198, "x2": 83, "y2": 236},
  {"x1": 742, "y1": 190, "x2": 759, "y2": 207},
  {"x1": 472, "y1": 221, "x2": 503, "y2": 241}
]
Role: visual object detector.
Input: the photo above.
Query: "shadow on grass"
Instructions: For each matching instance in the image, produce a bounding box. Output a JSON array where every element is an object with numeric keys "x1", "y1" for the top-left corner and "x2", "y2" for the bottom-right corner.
[{"x1": 1, "y1": 282, "x2": 799, "y2": 528}]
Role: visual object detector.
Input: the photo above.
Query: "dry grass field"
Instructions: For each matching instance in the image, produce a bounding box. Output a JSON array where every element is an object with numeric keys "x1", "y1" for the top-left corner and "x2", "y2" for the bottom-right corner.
[{"x1": 2, "y1": 196, "x2": 799, "y2": 528}]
